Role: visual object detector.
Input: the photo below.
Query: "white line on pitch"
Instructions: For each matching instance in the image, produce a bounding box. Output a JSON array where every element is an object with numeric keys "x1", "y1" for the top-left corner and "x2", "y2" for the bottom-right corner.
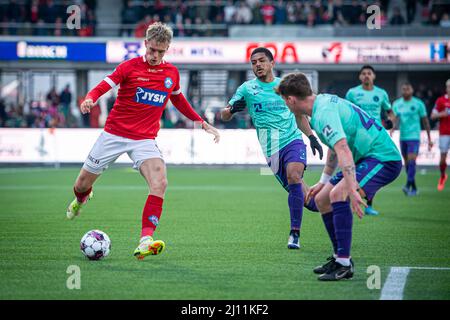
[
  {"x1": 380, "y1": 266, "x2": 450, "y2": 300},
  {"x1": 380, "y1": 267, "x2": 410, "y2": 300}
]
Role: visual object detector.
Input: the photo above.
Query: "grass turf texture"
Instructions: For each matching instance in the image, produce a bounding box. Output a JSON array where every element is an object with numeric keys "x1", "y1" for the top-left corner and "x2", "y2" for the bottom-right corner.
[{"x1": 0, "y1": 166, "x2": 449, "y2": 300}]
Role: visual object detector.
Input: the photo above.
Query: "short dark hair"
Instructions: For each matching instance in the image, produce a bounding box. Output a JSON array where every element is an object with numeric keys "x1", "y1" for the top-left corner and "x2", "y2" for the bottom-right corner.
[
  {"x1": 402, "y1": 82, "x2": 413, "y2": 89},
  {"x1": 250, "y1": 47, "x2": 274, "y2": 61},
  {"x1": 359, "y1": 65, "x2": 375, "y2": 74},
  {"x1": 276, "y1": 72, "x2": 313, "y2": 99}
]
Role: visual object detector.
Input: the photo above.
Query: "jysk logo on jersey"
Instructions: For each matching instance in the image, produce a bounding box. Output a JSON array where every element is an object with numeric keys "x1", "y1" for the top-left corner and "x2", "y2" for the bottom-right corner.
[
  {"x1": 164, "y1": 77, "x2": 173, "y2": 89},
  {"x1": 135, "y1": 87, "x2": 167, "y2": 107}
]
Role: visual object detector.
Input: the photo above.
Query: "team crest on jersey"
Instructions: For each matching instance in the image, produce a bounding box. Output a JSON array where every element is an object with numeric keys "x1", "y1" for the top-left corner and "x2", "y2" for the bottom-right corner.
[
  {"x1": 164, "y1": 77, "x2": 173, "y2": 89},
  {"x1": 135, "y1": 87, "x2": 167, "y2": 107},
  {"x1": 373, "y1": 96, "x2": 380, "y2": 102}
]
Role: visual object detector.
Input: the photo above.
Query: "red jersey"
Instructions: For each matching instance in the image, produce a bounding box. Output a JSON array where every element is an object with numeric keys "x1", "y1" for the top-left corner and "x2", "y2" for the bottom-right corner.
[
  {"x1": 434, "y1": 94, "x2": 450, "y2": 135},
  {"x1": 86, "y1": 56, "x2": 202, "y2": 140}
]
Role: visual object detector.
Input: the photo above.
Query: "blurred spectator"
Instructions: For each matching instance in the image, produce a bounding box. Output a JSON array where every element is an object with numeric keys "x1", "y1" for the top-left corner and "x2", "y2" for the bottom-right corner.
[
  {"x1": 236, "y1": 1, "x2": 253, "y2": 24},
  {"x1": 60, "y1": 84, "x2": 72, "y2": 126},
  {"x1": 106, "y1": 92, "x2": 116, "y2": 115},
  {"x1": 0, "y1": 99, "x2": 7, "y2": 126},
  {"x1": 440, "y1": 13, "x2": 450, "y2": 28},
  {"x1": 120, "y1": 0, "x2": 138, "y2": 37},
  {"x1": 261, "y1": 0, "x2": 275, "y2": 25},
  {"x1": 46, "y1": 87, "x2": 59, "y2": 108},
  {"x1": 342, "y1": 0, "x2": 362, "y2": 25},
  {"x1": 274, "y1": 0, "x2": 286, "y2": 24},
  {"x1": 405, "y1": 0, "x2": 417, "y2": 24},
  {"x1": 390, "y1": 7, "x2": 406, "y2": 25},
  {"x1": 224, "y1": 0, "x2": 236, "y2": 24},
  {"x1": 135, "y1": 15, "x2": 152, "y2": 38}
]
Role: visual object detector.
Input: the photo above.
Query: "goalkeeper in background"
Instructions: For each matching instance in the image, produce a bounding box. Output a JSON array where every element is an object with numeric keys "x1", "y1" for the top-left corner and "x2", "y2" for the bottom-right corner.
[{"x1": 221, "y1": 47, "x2": 323, "y2": 250}]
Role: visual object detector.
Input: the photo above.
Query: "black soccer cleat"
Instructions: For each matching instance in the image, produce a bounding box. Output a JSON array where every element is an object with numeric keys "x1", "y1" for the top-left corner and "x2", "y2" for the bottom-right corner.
[
  {"x1": 313, "y1": 256, "x2": 336, "y2": 274},
  {"x1": 318, "y1": 260, "x2": 354, "y2": 281},
  {"x1": 314, "y1": 256, "x2": 354, "y2": 275}
]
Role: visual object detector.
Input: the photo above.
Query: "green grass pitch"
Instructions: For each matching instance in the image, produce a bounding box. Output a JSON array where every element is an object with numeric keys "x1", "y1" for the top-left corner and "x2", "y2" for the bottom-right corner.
[{"x1": 0, "y1": 166, "x2": 449, "y2": 300}]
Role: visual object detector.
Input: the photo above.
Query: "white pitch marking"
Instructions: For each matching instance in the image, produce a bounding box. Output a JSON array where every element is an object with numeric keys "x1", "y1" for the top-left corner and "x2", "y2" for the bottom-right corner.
[
  {"x1": 380, "y1": 266, "x2": 450, "y2": 300},
  {"x1": 380, "y1": 267, "x2": 410, "y2": 300}
]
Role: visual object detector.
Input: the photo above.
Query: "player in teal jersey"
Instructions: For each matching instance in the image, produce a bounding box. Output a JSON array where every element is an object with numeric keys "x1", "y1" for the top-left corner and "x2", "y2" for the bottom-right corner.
[
  {"x1": 221, "y1": 47, "x2": 323, "y2": 250},
  {"x1": 392, "y1": 83, "x2": 433, "y2": 196},
  {"x1": 277, "y1": 72, "x2": 402, "y2": 281},
  {"x1": 345, "y1": 65, "x2": 395, "y2": 216}
]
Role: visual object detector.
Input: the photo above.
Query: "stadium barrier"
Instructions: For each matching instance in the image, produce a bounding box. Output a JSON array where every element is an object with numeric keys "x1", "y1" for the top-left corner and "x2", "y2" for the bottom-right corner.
[{"x1": 0, "y1": 128, "x2": 446, "y2": 166}]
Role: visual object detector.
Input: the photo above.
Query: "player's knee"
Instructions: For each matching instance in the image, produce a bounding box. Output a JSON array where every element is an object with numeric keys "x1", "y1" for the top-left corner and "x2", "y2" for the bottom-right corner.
[
  {"x1": 287, "y1": 172, "x2": 302, "y2": 185},
  {"x1": 151, "y1": 177, "x2": 168, "y2": 194},
  {"x1": 315, "y1": 191, "x2": 331, "y2": 213},
  {"x1": 329, "y1": 186, "x2": 345, "y2": 203}
]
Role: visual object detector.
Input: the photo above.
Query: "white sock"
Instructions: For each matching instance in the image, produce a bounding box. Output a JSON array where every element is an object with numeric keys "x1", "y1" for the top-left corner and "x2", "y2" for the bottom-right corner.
[
  {"x1": 140, "y1": 235, "x2": 153, "y2": 243},
  {"x1": 336, "y1": 257, "x2": 350, "y2": 266}
]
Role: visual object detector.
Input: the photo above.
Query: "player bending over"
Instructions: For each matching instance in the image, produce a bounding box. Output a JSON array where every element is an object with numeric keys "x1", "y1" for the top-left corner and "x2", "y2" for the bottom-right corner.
[
  {"x1": 221, "y1": 47, "x2": 323, "y2": 250},
  {"x1": 277, "y1": 72, "x2": 402, "y2": 281},
  {"x1": 431, "y1": 79, "x2": 450, "y2": 191},
  {"x1": 65, "y1": 22, "x2": 220, "y2": 260},
  {"x1": 391, "y1": 83, "x2": 433, "y2": 196},
  {"x1": 345, "y1": 65, "x2": 395, "y2": 216}
]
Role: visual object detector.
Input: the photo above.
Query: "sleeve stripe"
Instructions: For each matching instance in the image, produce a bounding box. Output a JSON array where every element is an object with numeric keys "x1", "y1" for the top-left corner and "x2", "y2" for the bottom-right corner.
[
  {"x1": 104, "y1": 77, "x2": 116, "y2": 88},
  {"x1": 172, "y1": 89, "x2": 181, "y2": 95}
]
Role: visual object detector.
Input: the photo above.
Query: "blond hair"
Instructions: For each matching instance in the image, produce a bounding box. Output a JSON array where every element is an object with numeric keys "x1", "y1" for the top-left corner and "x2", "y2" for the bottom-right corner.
[{"x1": 146, "y1": 22, "x2": 173, "y2": 44}]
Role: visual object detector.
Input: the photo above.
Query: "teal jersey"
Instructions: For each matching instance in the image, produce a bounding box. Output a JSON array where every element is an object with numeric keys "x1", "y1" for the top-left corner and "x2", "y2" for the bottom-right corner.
[
  {"x1": 311, "y1": 94, "x2": 401, "y2": 163},
  {"x1": 345, "y1": 85, "x2": 391, "y2": 122},
  {"x1": 228, "y1": 77, "x2": 302, "y2": 157},
  {"x1": 392, "y1": 96, "x2": 427, "y2": 141}
]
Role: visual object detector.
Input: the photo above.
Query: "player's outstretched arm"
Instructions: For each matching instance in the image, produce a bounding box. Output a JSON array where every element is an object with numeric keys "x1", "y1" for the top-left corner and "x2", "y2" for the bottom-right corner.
[
  {"x1": 334, "y1": 139, "x2": 367, "y2": 218},
  {"x1": 201, "y1": 121, "x2": 220, "y2": 143},
  {"x1": 221, "y1": 97, "x2": 247, "y2": 122},
  {"x1": 221, "y1": 106, "x2": 234, "y2": 122},
  {"x1": 80, "y1": 98, "x2": 94, "y2": 114}
]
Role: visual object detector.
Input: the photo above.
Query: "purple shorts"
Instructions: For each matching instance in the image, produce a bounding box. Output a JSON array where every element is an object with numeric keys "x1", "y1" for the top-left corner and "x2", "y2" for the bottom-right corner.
[
  {"x1": 400, "y1": 140, "x2": 420, "y2": 157},
  {"x1": 267, "y1": 139, "x2": 307, "y2": 191},
  {"x1": 330, "y1": 157, "x2": 402, "y2": 201}
]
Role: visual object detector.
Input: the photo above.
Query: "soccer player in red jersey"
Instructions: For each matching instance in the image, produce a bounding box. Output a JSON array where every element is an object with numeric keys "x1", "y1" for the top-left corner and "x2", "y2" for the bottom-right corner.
[
  {"x1": 66, "y1": 22, "x2": 220, "y2": 260},
  {"x1": 431, "y1": 79, "x2": 450, "y2": 191}
]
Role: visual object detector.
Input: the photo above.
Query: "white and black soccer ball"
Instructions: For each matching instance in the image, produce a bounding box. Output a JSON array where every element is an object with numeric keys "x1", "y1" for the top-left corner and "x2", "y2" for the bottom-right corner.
[{"x1": 80, "y1": 230, "x2": 111, "y2": 260}]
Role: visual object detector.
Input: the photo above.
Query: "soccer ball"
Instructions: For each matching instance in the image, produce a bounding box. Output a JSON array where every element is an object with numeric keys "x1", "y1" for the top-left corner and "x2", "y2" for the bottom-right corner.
[{"x1": 80, "y1": 230, "x2": 111, "y2": 260}]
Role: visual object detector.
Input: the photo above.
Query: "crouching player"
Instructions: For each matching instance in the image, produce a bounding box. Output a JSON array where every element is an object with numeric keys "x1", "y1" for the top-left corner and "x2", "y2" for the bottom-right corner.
[{"x1": 277, "y1": 73, "x2": 402, "y2": 281}]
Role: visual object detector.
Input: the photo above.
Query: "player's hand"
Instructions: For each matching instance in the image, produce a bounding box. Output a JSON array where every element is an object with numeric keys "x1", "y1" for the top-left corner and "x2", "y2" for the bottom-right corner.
[
  {"x1": 202, "y1": 121, "x2": 220, "y2": 143},
  {"x1": 230, "y1": 97, "x2": 246, "y2": 114},
  {"x1": 80, "y1": 99, "x2": 94, "y2": 114},
  {"x1": 306, "y1": 182, "x2": 324, "y2": 204},
  {"x1": 384, "y1": 119, "x2": 393, "y2": 130},
  {"x1": 349, "y1": 188, "x2": 367, "y2": 219},
  {"x1": 428, "y1": 140, "x2": 434, "y2": 151},
  {"x1": 389, "y1": 128, "x2": 395, "y2": 137},
  {"x1": 308, "y1": 135, "x2": 323, "y2": 160}
]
